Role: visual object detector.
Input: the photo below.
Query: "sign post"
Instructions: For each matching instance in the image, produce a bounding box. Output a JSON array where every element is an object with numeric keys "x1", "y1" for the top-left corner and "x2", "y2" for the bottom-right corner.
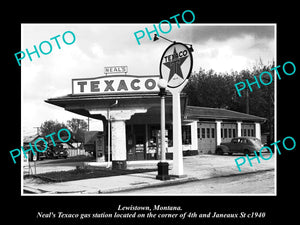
[
  {"x1": 159, "y1": 42, "x2": 193, "y2": 177},
  {"x1": 156, "y1": 79, "x2": 170, "y2": 180}
]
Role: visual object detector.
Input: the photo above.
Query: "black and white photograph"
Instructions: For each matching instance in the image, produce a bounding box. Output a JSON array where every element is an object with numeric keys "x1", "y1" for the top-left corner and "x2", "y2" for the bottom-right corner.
[
  {"x1": 4, "y1": 5, "x2": 298, "y2": 225},
  {"x1": 21, "y1": 23, "x2": 276, "y2": 196}
]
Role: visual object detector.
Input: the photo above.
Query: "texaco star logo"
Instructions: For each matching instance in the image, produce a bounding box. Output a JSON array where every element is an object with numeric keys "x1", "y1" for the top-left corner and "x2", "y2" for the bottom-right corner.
[
  {"x1": 159, "y1": 42, "x2": 193, "y2": 88},
  {"x1": 163, "y1": 47, "x2": 188, "y2": 82}
]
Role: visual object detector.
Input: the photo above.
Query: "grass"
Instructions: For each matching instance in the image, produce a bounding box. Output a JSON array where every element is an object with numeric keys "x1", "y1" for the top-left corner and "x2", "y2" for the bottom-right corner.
[
  {"x1": 41, "y1": 155, "x2": 95, "y2": 164},
  {"x1": 26, "y1": 166, "x2": 156, "y2": 183}
]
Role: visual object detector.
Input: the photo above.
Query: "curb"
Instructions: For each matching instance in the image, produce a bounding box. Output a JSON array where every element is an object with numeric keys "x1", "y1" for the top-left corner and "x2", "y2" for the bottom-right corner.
[{"x1": 23, "y1": 186, "x2": 48, "y2": 194}]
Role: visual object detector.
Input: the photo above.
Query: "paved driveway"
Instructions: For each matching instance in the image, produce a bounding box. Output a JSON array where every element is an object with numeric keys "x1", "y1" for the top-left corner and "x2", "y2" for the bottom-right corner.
[
  {"x1": 23, "y1": 153, "x2": 275, "y2": 194},
  {"x1": 124, "y1": 170, "x2": 275, "y2": 194},
  {"x1": 24, "y1": 153, "x2": 275, "y2": 178},
  {"x1": 181, "y1": 153, "x2": 275, "y2": 179}
]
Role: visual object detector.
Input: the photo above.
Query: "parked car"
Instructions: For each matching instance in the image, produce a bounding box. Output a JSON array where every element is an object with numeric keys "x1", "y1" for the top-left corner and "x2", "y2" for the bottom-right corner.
[
  {"x1": 216, "y1": 137, "x2": 264, "y2": 155},
  {"x1": 38, "y1": 152, "x2": 47, "y2": 160},
  {"x1": 46, "y1": 144, "x2": 68, "y2": 159}
]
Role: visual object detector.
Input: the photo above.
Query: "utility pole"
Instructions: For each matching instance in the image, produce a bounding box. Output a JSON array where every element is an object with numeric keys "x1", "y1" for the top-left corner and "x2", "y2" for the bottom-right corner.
[{"x1": 246, "y1": 89, "x2": 249, "y2": 114}]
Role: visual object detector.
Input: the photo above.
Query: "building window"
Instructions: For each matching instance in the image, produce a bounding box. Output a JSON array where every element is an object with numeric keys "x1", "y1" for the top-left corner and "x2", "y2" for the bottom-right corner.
[
  {"x1": 248, "y1": 129, "x2": 251, "y2": 136},
  {"x1": 244, "y1": 129, "x2": 247, "y2": 136},
  {"x1": 211, "y1": 128, "x2": 215, "y2": 138},
  {"x1": 233, "y1": 129, "x2": 236, "y2": 137},
  {"x1": 202, "y1": 128, "x2": 205, "y2": 138},
  {"x1": 197, "y1": 128, "x2": 200, "y2": 138},
  {"x1": 229, "y1": 128, "x2": 232, "y2": 138},
  {"x1": 221, "y1": 128, "x2": 223, "y2": 138},
  {"x1": 207, "y1": 128, "x2": 210, "y2": 138},
  {"x1": 182, "y1": 125, "x2": 191, "y2": 144},
  {"x1": 251, "y1": 129, "x2": 254, "y2": 137},
  {"x1": 224, "y1": 128, "x2": 227, "y2": 138}
]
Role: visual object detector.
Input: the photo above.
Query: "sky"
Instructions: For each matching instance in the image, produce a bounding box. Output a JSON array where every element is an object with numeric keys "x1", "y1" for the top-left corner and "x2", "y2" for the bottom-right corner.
[{"x1": 21, "y1": 24, "x2": 275, "y2": 136}]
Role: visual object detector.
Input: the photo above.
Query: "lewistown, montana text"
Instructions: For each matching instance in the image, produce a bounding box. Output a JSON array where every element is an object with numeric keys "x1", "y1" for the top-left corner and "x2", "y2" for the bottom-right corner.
[{"x1": 117, "y1": 205, "x2": 182, "y2": 211}]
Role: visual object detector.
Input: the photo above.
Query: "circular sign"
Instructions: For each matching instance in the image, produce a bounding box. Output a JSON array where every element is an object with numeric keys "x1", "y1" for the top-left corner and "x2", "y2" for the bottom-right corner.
[{"x1": 159, "y1": 42, "x2": 193, "y2": 88}]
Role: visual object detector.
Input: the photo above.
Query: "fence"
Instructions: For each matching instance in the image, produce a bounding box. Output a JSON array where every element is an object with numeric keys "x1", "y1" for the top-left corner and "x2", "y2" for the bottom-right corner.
[{"x1": 67, "y1": 148, "x2": 90, "y2": 157}]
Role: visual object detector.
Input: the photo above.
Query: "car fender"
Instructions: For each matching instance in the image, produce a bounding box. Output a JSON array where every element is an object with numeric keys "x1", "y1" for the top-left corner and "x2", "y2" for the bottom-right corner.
[{"x1": 216, "y1": 145, "x2": 230, "y2": 153}]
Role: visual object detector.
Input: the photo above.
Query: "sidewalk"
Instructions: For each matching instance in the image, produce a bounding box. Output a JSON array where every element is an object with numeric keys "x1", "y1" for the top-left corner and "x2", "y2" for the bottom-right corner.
[{"x1": 23, "y1": 154, "x2": 275, "y2": 195}]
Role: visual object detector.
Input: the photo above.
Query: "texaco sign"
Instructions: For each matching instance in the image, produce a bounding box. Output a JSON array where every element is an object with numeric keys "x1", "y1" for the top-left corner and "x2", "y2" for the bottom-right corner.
[{"x1": 159, "y1": 42, "x2": 193, "y2": 88}]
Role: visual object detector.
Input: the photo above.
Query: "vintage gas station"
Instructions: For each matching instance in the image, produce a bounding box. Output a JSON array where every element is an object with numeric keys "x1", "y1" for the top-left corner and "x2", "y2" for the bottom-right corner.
[{"x1": 45, "y1": 42, "x2": 265, "y2": 179}]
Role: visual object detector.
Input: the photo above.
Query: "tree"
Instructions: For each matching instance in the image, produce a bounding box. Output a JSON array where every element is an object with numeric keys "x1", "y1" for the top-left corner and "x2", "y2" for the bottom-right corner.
[
  {"x1": 40, "y1": 120, "x2": 67, "y2": 137},
  {"x1": 40, "y1": 118, "x2": 88, "y2": 144},
  {"x1": 183, "y1": 62, "x2": 274, "y2": 138},
  {"x1": 66, "y1": 118, "x2": 88, "y2": 143},
  {"x1": 184, "y1": 68, "x2": 236, "y2": 109}
]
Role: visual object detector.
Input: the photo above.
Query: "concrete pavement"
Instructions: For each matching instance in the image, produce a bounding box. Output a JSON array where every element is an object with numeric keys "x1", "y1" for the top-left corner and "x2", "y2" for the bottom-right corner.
[
  {"x1": 124, "y1": 170, "x2": 275, "y2": 194},
  {"x1": 23, "y1": 154, "x2": 275, "y2": 195}
]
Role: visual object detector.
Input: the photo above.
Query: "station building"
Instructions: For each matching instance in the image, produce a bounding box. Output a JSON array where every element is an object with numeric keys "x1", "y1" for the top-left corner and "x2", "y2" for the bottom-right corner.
[{"x1": 45, "y1": 74, "x2": 266, "y2": 169}]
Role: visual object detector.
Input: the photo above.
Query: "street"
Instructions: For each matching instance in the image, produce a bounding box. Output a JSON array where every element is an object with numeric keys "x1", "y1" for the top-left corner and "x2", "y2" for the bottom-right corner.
[{"x1": 123, "y1": 170, "x2": 275, "y2": 194}]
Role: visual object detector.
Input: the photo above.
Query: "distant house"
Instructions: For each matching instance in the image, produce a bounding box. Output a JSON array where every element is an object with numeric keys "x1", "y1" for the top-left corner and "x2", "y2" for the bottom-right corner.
[{"x1": 23, "y1": 134, "x2": 45, "y2": 161}]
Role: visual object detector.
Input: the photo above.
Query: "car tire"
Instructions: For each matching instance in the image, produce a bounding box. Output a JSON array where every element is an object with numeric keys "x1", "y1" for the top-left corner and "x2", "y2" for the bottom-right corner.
[
  {"x1": 244, "y1": 149, "x2": 250, "y2": 156},
  {"x1": 216, "y1": 148, "x2": 223, "y2": 155}
]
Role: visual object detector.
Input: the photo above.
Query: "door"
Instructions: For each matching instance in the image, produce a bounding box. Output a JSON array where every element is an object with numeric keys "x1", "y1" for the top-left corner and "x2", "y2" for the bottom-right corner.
[
  {"x1": 126, "y1": 124, "x2": 146, "y2": 160},
  {"x1": 241, "y1": 123, "x2": 255, "y2": 137},
  {"x1": 133, "y1": 125, "x2": 146, "y2": 160},
  {"x1": 126, "y1": 125, "x2": 135, "y2": 161},
  {"x1": 197, "y1": 123, "x2": 216, "y2": 154},
  {"x1": 221, "y1": 123, "x2": 237, "y2": 143}
]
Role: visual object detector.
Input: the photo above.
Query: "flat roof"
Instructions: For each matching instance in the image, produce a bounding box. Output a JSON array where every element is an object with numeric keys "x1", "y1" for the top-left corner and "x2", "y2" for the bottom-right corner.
[
  {"x1": 45, "y1": 92, "x2": 173, "y2": 107},
  {"x1": 45, "y1": 92, "x2": 187, "y2": 121},
  {"x1": 185, "y1": 106, "x2": 266, "y2": 122},
  {"x1": 45, "y1": 93, "x2": 265, "y2": 123}
]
